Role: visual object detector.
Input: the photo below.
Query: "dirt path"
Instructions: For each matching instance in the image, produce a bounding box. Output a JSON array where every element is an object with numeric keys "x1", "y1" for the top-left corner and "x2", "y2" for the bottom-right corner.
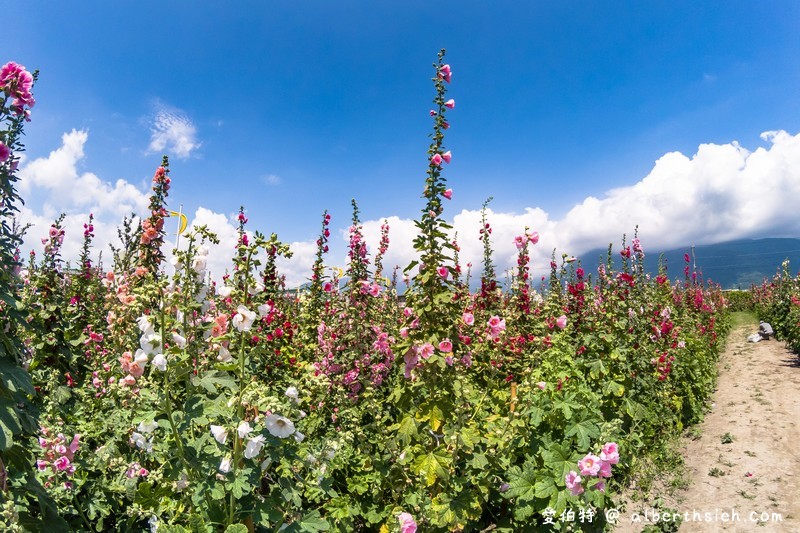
[{"x1": 615, "y1": 317, "x2": 800, "y2": 532}]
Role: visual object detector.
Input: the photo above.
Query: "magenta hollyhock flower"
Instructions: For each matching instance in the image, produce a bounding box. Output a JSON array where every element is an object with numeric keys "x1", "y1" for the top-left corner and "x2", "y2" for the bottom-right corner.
[
  {"x1": 398, "y1": 512, "x2": 417, "y2": 533},
  {"x1": 444, "y1": 99, "x2": 455, "y2": 109},
  {"x1": 438, "y1": 339, "x2": 453, "y2": 353},
  {"x1": 594, "y1": 480, "x2": 606, "y2": 493},
  {"x1": 403, "y1": 350, "x2": 419, "y2": 378},
  {"x1": 0, "y1": 142, "x2": 10, "y2": 163},
  {"x1": 514, "y1": 235, "x2": 525, "y2": 249},
  {"x1": 578, "y1": 454, "x2": 601, "y2": 476},
  {"x1": 0, "y1": 62, "x2": 35, "y2": 108},
  {"x1": 443, "y1": 188, "x2": 453, "y2": 200},
  {"x1": 441, "y1": 150, "x2": 452, "y2": 163},
  {"x1": 556, "y1": 315, "x2": 568, "y2": 329},
  {"x1": 53, "y1": 456, "x2": 72, "y2": 472},
  {"x1": 528, "y1": 232, "x2": 540, "y2": 244},
  {"x1": 431, "y1": 153, "x2": 443, "y2": 166},
  {"x1": 437, "y1": 266, "x2": 449, "y2": 280}
]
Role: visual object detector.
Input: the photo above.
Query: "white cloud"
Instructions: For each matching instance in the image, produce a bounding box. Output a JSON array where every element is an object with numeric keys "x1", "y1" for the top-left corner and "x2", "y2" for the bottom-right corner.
[
  {"x1": 262, "y1": 174, "x2": 281, "y2": 186},
  {"x1": 147, "y1": 102, "x2": 200, "y2": 159},
  {"x1": 16, "y1": 128, "x2": 800, "y2": 289}
]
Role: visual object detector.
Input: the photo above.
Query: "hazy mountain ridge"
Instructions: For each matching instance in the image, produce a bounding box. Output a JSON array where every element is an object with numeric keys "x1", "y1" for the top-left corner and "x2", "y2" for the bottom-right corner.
[{"x1": 582, "y1": 238, "x2": 800, "y2": 289}]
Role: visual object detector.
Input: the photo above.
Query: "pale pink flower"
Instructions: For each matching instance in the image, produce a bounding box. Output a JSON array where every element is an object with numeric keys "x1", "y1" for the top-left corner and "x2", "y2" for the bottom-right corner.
[
  {"x1": 528, "y1": 232, "x2": 540, "y2": 244},
  {"x1": 578, "y1": 454, "x2": 601, "y2": 476},
  {"x1": 594, "y1": 480, "x2": 606, "y2": 492},
  {"x1": 403, "y1": 350, "x2": 419, "y2": 378},
  {"x1": 462, "y1": 312, "x2": 475, "y2": 326},
  {"x1": 536, "y1": 381, "x2": 546, "y2": 390},
  {"x1": 514, "y1": 236, "x2": 525, "y2": 249},
  {"x1": 442, "y1": 188, "x2": 452, "y2": 200},
  {"x1": 601, "y1": 442, "x2": 619, "y2": 464},
  {"x1": 398, "y1": 512, "x2": 417, "y2": 533},
  {"x1": 565, "y1": 471, "x2": 583, "y2": 495},
  {"x1": 598, "y1": 460, "x2": 613, "y2": 478},
  {"x1": 399, "y1": 327, "x2": 409, "y2": 338},
  {"x1": 556, "y1": 315, "x2": 568, "y2": 329},
  {"x1": 444, "y1": 99, "x2": 455, "y2": 109},
  {"x1": 441, "y1": 151, "x2": 452, "y2": 163},
  {"x1": 438, "y1": 339, "x2": 453, "y2": 353},
  {"x1": 431, "y1": 153, "x2": 443, "y2": 166},
  {"x1": 403, "y1": 307, "x2": 414, "y2": 317}
]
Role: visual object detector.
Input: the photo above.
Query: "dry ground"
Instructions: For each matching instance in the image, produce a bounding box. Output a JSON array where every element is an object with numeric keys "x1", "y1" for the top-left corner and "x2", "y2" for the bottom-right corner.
[{"x1": 614, "y1": 315, "x2": 800, "y2": 532}]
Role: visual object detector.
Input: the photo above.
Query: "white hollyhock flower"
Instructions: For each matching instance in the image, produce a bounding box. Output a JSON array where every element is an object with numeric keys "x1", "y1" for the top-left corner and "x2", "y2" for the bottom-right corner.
[
  {"x1": 293, "y1": 431, "x2": 305, "y2": 443},
  {"x1": 237, "y1": 421, "x2": 253, "y2": 439},
  {"x1": 140, "y1": 332, "x2": 162, "y2": 355},
  {"x1": 219, "y1": 456, "x2": 232, "y2": 474},
  {"x1": 257, "y1": 302, "x2": 273, "y2": 318},
  {"x1": 171, "y1": 332, "x2": 187, "y2": 348},
  {"x1": 217, "y1": 285, "x2": 232, "y2": 298},
  {"x1": 217, "y1": 345, "x2": 233, "y2": 363},
  {"x1": 136, "y1": 315, "x2": 154, "y2": 334},
  {"x1": 152, "y1": 354, "x2": 167, "y2": 372},
  {"x1": 232, "y1": 305, "x2": 256, "y2": 332},
  {"x1": 285, "y1": 386, "x2": 299, "y2": 403},
  {"x1": 264, "y1": 414, "x2": 295, "y2": 439},
  {"x1": 137, "y1": 420, "x2": 158, "y2": 434},
  {"x1": 210, "y1": 425, "x2": 228, "y2": 445},
  {"x1": 248, "y1": 281, "x2": 264, "y2": 295},
  {"x1": 244, "y1": 435, "x2": 266, "y2": 459},
  {"x1": 130, "y1": 432, "x2": 153, "y2": 453}
]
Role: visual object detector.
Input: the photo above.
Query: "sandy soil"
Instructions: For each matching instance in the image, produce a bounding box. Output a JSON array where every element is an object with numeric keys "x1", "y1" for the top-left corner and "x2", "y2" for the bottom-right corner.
[{"x1": 614, "y1": 318, "x2": 800, "y2": 532}]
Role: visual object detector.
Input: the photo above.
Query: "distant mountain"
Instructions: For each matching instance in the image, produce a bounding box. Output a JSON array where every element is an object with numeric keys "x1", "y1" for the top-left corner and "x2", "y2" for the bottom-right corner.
[{"x1": 581, "y1": 238, "x2": 800, "y2": 289}]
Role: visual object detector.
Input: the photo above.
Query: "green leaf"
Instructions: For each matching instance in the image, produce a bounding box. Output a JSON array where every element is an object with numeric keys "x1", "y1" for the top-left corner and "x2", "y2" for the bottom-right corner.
[
  {"x1": 534, "y1": 477, "x2": 557, "y2": 499},
  {"x1": 283, "y1": 510, "x2": 330, "y2": 532},
  {"x1": 565, "y1": 417, "x2": 600, "y2": 449},
  {"x1": 602, "y1": 380, "x2": 625, "y2": 397},
  {"x1": 412, "y1": 451, "x2": 451, "y2": 486},
  {"x1": 395, "y1": 416, "x2": 417, "y2": 445},
  {"x1": 225, "y1": 525, "x2": 249, "y2": 533},
  {"x1": 505, "y1": 463, "x2": 537, "y2": 501}
]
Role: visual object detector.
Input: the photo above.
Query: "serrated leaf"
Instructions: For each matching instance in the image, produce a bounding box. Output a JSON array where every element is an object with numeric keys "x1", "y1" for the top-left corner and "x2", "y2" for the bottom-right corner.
[
  {"x1": 505, "y1": 464, "x2": 537, "y2": 501},
  {"x1": 412, "y1": 451, "x2": 451, "y2": 486},
  {"x1": 225, "y1": 525, "x2": 249, "y2": 533},
  {"x1": 395, "y1": 416, "x2": 417, "y2": 445},
  {"x1": 565, "y1": 417, "x2": 600, "y2": 449}
]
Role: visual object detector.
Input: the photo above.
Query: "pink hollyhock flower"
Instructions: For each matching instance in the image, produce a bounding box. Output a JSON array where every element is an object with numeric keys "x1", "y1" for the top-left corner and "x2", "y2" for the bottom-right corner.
[
  {"x1": 369, "y1": 284, "x2": 380, "y2": 297},
  {"x1": 439, "y1": 64, "x2": 452, "y2": 83},
  {"x1": 36, "y1": 460, "x2": 48, "y2": 471},
  {"x1": 462, "y1": 312, "x2": 475, "y2": 326},
  {"x1": 445, "y1": 356, "x2": 454, "y2": 366},
  {"x1": 398, "y1": 512, "x2": 417, "y2": 533},
  {"x1": 537, "y1": 381, "x2": 546, "y2": 390},
  {"x1": 322, "y1": 282, "x2": 332, "y2": 292},
  {"x1": 403, "y1": 350, "x2": 419, "y2": 378},
  {"x1": 399, "y1": 327, "x2": 409, "y2": 338},
  {"x1": 0, "y1": 142, "x2": 10, "y2": 163},
  {"x1": 528, "y1": 232, "x2": 540, "y2": 244},
  {"x1": 444, "y1": 99, "x2": 455, "y2": 109},
  {"x1": 565, "y1": 471, "x2": 583, "y2": 495},
  {"x1": 598, "y1": 460, "x2": 613, "y2": 478},
  {"x1": 0, "y1": 62, "x2": 35, "y2": 108},
  {"x1": 601, "y1": 442, "x2": 619, "y2": 464},
  {"x1": 443, "y1": 188, "x2": 453, "y2": 200},
  {"x1": 556, "y1": 315, "x2": 568, "y2": 329},
  {"x1": 441, "y1": 151, "x2": 452, "y2": 163},
  {"x1": 419, "y1": 343, "x2": 435, "y2": 360},
  {"x1": 514, "y1": 236, "x2": 525, "y2": 249},
  {"x1": 438, "y1": 339, "x2": 453, "y2": 353},
  {"x1": 437, "y1": 266, "x2": 449, "y2": 280},
  {"x1": 403, "y1": 307, "x2": 414, "y2": 317},
  {"x1": 431, "y1": 153, "x2": 443, "y2": 166},
  {"x1": 578, "y1": 454, "x2": 601, "y2": 476}
]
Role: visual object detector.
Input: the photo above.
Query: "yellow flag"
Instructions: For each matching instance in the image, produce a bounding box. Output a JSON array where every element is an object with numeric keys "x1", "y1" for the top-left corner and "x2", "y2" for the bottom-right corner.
[{"x1": 168, "y1": 211, "x2": 188, "y2": 235}]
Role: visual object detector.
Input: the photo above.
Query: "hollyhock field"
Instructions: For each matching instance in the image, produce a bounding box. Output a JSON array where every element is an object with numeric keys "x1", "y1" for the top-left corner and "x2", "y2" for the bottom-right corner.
[{"x1": 1, "y1": 52, "x2": 731, "y2": 531}]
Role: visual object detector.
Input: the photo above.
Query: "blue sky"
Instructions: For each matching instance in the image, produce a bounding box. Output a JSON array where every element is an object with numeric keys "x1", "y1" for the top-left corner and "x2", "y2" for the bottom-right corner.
[{"x1": 7, "y1": 2, "x2": 800, "y2": 284}]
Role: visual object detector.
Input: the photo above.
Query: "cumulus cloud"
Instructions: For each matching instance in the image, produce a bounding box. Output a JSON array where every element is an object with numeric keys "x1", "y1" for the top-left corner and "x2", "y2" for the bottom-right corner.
[
  {"x1": 16, "y1": 128, "x2": 800, "y2": 289},
  {"x1": 147, "y1": 102, "x2": 200, "y2": 159}
]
